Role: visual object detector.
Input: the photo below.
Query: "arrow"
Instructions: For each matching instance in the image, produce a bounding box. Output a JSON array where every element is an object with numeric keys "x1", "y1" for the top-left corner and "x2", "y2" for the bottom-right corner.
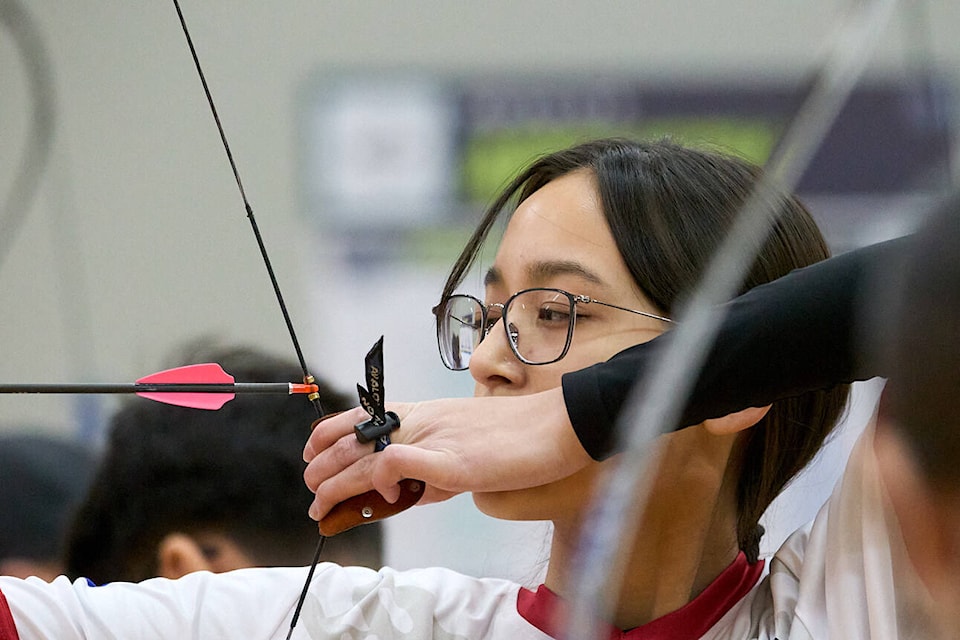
[{"x1": 0, "y1": 363, "x2": 319, "y2": 410}]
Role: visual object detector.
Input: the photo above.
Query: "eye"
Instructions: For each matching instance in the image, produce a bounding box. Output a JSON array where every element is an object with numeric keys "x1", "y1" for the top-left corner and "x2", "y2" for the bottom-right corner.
[{"x1": 537, "y1": 301, "x2": 572, "y2": 325}]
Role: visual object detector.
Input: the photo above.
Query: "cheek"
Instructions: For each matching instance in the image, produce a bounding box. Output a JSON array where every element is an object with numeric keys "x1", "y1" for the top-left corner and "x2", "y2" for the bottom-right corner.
[{"x1": 565, "y1": 327, "x2": 665, "y2": 370}]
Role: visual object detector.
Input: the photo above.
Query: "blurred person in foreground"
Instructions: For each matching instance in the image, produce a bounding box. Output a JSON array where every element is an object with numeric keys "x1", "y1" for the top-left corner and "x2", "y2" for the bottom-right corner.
[{"x1": 870, "y1": 196, "x2": 960, "y2": 639}]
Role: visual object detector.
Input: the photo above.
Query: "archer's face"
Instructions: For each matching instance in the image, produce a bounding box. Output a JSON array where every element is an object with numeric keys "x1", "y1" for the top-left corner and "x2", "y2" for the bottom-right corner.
[
  {"x1": 468, "y1": 169, "x2": 666, "y2": 399},
  {"x1": 469, "y1": 169, "x2": 667, "y2": 522}
]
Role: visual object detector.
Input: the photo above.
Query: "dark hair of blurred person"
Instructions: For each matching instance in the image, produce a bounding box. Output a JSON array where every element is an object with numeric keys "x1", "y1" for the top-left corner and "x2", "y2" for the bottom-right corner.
[
  {"x1": 871, "y1": 192, "x2": 960, "y2": 638},
  {"x1": 64, "y1": 342, "x2": 382, "y2": 583},
  {"x1": 0, "y1": 433, "x2": 97, "y2": 580}
]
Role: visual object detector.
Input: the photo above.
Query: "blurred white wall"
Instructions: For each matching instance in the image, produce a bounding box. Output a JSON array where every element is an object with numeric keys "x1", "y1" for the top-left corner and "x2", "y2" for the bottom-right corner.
[{"x1": 2, "y1": 1, "x2": 959, "y2": 579}]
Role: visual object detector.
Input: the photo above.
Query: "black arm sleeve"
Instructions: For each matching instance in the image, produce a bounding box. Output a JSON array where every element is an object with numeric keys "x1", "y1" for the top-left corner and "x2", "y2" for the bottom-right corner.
[{"x1": 562, "y1": 235, "x2": 910, "y2": 461}]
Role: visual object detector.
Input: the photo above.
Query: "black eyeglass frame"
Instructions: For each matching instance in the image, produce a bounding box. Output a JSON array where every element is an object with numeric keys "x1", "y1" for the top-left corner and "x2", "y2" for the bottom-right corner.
[{"x1": 432, "y1": 287, "x2": 673, "y2": 371}]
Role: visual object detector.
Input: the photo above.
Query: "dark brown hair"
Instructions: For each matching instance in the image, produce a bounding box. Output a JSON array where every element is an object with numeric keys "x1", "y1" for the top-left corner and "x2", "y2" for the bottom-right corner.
[
  {"x1": 443, "y1": 138, "x2": 849, "y2": 561},
  {"x1": 64, "y1": 343, "x2": 382, "y2": 582}
]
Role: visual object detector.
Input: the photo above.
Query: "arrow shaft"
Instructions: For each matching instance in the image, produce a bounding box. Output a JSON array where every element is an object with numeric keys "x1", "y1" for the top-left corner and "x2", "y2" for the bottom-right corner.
[{"x1": 0, "y1": 383, "x2": 307, "y2": 395}]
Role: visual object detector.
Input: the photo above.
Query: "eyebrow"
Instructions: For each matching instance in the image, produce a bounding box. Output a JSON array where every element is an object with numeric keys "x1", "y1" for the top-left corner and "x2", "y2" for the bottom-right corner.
[{"x1": 484, "y1": 260, "x2": 606, "y2": 287}]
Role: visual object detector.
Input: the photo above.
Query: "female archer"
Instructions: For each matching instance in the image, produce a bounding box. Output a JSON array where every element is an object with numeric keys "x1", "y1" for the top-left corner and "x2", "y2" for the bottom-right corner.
[{"x1": 0, "y1": 138, "x2": 850, "y2": 639}]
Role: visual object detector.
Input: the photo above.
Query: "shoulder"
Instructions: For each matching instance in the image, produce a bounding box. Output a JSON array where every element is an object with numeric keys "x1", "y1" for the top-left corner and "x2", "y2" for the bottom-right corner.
[
  {"x1": 698, "y1": 561, "x2": 804, "y2": 640},
  {"x1": 707, "y1": 421, "x2": 915, "y2": 640}
]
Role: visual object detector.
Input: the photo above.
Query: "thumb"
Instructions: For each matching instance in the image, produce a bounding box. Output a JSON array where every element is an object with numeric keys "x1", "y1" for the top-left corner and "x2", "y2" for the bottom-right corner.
[{"x1": 371, "y1": 444, "x2": 464, "y2": 504}]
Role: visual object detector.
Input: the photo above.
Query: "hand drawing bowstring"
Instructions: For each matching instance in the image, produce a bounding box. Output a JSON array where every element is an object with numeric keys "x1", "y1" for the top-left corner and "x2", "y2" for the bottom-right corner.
[{"x1": 566, "y1": 1, "x2": 899, "y2": 638}]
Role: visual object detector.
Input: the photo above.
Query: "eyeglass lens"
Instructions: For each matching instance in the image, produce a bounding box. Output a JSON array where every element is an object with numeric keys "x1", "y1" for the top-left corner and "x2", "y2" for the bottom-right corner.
[{"x1": 438, "y1": 289, "x2": 575, "y2": 369}]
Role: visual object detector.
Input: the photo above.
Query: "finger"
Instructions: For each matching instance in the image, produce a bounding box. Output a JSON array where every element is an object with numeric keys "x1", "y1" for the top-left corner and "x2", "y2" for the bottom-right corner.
[
  {"x1": 304, "y1": 431, "x2": 373, "y2": 492},
  {"x1": 382, "y1": 400, "x2": 413, "y2": 422},
  {"x1": 303, "y1": 406, "x2": 368, "y2": 461},
  {"x1": 317, "y1": 479, "x2": 426, "y2": 536},
  {"x1": 371, "y1": 445, "x2": 463, "y2": 505},
  {"x1": 370, "y1": 445, "x2": 465, "y2": 496},
  {"x1": 309, "y1": 444, "x2": 463, "y2": 521},
  {"x1": 309, "y1": 454, "x2": 382, "y2": 521},
  {"x1": 369, "y1": 444, "x2": 426, "y2": 494}
]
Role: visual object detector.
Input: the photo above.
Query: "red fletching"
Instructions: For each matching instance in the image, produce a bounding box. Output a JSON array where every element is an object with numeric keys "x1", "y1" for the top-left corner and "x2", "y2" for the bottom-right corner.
[{"x1": 136, "y1": 363, "x2": 235, "y2": 410}]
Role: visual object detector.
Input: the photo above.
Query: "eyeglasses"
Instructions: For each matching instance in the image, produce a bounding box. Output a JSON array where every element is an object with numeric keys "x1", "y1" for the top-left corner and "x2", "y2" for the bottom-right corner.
[{"x1": 433, "y1": 287, "x2": 673, "y2": 370}]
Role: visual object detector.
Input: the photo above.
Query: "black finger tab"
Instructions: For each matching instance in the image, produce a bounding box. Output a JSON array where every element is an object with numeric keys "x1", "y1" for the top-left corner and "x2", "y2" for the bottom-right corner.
[{"x1": 354, "y1": 410, "x2": 400, "y2": 445}]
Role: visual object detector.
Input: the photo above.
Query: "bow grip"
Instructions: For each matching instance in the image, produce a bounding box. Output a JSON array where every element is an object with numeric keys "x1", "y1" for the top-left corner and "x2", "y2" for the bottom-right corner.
[{"x1": 318, "y1": 478, "x2": 424, "y2": 536}]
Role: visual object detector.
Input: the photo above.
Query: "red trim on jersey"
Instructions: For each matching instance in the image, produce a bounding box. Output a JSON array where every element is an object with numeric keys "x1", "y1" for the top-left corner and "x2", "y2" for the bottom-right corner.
[
  {"x1": 0, "y1": 589, "x2": 21, "y2": 640},
  {"x1": 516, "y1": 552, "x2": 764, "y2": 639}
]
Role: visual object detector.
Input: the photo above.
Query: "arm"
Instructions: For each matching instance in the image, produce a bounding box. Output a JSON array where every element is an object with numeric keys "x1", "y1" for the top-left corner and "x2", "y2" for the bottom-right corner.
[
  {"x1": 0, "y1": 568, "x2": 312, "y2": 639},
  {"x1": 565, "y1": 235, "x2": 908, "y2": 460},
  {"x1": 1, "y1": 565, "x2": 519, "y2": 639},
  {"x1": 304, "y1": 393, "x2": 589, "y2": 517},
  {"x1": 304, "y1": 236, "x2": 908, "y2": 518}
]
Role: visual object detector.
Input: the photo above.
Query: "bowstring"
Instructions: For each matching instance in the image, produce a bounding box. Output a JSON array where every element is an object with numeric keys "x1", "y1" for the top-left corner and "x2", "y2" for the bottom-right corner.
[{"x1": 170, "y1": 2, "x2": 326, "y2": 637}]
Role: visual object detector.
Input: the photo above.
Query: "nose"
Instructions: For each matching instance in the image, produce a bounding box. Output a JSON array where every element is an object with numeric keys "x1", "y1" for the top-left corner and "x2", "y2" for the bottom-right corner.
[{"x1": 469, "y1": 316, "x2": 527, "y2": 394}]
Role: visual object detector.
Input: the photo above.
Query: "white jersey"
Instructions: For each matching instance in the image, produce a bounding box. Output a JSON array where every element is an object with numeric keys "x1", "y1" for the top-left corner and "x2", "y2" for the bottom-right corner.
[
  {"x1": 0, "y1": 544, "x2": 760, "y2": 640},
  {"x1": 704, "y1": 421, "x2": 936, "y2": 639},
  {"x1": 1, "y1": 563, "x2": 550, "y2": 640},
  {"x1": 0, "y1": 422, "x2": 938, "y2": 640}
]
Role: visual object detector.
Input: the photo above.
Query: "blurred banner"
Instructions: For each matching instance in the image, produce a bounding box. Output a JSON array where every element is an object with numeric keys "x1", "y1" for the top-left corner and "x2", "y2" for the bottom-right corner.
[{"x1": 301, "y1": 72, "x2": 953, "y2": 256}]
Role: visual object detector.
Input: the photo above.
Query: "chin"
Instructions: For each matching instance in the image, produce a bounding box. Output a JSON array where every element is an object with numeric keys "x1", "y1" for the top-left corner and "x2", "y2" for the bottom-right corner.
[
  {"x1": 472, "y1": 490, "x2": 528, "y2": 520},
  {"x1": 475, "y1": 465, "x2": 605, "y2": 527},
  {"x1": 472, "y1": 480, "x2": 590, "y2": 521}
]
